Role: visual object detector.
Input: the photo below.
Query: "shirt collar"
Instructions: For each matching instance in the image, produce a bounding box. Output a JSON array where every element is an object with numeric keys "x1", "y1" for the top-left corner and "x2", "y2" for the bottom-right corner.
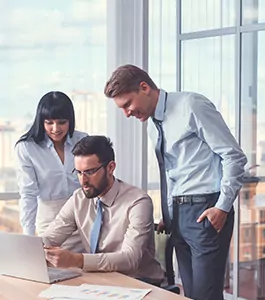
[
  {"x1": 65, "y1": 134, "x2": 73, "y2": 146},
  {"x1": 153, "y1": 89, "x2": 167, "y2": 122},
  {"x1": 44, "y1": 133, "x2": 73, "y2": 148},
  {"x1": 44, "y1": 134, "x2": 53, "y2": 148},
  {"x1": 98, "y1": 177, "x2": 120, "y2": 207}
]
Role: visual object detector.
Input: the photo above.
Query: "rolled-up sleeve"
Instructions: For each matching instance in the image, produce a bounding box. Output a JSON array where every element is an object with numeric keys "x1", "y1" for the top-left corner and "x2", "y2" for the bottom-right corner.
[
  {"x1": 15, "y1": 142, "x2": 39, "y2": 235},
  {"x1": 82, "y1": 196, "x2": 154, "y2": 273},
  {"x1": 190, "y1": 95, "x2": 248, "y2": 212}
]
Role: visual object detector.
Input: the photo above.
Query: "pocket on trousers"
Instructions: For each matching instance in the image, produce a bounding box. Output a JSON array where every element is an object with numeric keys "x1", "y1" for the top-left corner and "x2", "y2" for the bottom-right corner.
[{"x1": 203, "y1": 217, "x2": 218, "y2": 235}]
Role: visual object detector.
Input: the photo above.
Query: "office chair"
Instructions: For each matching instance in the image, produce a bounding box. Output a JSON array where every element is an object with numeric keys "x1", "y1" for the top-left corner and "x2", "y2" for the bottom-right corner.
[{"x1": 154, "y1": 224, "x2": 180, "y2": 294}]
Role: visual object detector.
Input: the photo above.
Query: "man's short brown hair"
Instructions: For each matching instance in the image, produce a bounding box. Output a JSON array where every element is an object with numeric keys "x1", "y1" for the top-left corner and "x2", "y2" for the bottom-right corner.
[{"x1": 104, "y1": 64, "x2": 157, "y2": 98}]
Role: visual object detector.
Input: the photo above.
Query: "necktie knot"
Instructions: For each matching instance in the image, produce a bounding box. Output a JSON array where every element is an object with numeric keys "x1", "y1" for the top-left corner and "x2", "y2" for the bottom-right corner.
[{"x1": 96, "y1": 198, "x2": 102, "y2": 212}]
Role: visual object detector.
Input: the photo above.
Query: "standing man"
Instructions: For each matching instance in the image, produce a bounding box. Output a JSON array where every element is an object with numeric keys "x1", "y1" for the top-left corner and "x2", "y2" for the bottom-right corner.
[{"x1": 104, "y1": 65, "x2": 247, "y2": 300}]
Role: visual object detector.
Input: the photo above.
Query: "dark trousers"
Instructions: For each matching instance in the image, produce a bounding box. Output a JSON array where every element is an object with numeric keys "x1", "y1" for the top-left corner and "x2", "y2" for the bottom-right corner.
[{"x1": 171, "y1": 193, "x2": 234, "y2": 300}]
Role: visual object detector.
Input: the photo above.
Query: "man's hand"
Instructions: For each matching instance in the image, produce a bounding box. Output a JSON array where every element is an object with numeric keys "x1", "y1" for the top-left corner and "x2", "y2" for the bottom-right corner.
[
  {"x1": 156, "y1": 219, "x2": 165, "y2": 234},
  {"x1": 197, "y1": 207, "x2": 228, "y2": 233},
  {"x1": 44, "y1": 246, "x2": 84, "y2": 269}
]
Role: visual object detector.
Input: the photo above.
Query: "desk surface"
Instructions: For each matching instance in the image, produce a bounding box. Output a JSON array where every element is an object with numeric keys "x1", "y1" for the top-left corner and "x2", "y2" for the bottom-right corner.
[{"x1": 0, "y1": 272, "x2": 190, "y2": 300}]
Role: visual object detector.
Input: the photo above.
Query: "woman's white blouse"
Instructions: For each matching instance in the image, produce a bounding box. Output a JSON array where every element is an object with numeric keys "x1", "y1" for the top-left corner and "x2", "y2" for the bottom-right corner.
[{"x1": 15, "y1": 130, "x2": 87, "y2": 235}]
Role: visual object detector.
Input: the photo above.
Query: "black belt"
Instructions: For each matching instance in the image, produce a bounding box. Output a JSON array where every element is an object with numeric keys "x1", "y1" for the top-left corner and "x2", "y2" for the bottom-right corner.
[{"x1": 173, "y1": 192, "x2": 219, "y2": 205}]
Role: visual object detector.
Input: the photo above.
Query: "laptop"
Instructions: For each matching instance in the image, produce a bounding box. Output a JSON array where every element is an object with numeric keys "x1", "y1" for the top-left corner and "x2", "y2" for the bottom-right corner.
[{"x1": 0, "y1": 232, "x2": 82, "y2": 283}]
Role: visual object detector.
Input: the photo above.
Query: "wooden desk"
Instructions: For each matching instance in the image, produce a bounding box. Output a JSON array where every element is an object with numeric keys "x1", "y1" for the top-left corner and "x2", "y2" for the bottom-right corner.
[{"x1": 0, "y1": 272, "x2": 190, "y2": 300}]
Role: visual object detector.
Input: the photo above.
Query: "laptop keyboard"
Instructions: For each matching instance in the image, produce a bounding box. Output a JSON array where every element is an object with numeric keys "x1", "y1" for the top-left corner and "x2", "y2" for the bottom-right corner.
[{"x1": 48, "y1": 267, "x2": 81, "y2": 282}]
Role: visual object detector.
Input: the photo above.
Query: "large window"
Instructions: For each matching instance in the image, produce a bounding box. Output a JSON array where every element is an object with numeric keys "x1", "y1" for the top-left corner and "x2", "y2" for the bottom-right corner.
[{"x1": 0, "y1": 0, "x2": 107, "y2": 232}]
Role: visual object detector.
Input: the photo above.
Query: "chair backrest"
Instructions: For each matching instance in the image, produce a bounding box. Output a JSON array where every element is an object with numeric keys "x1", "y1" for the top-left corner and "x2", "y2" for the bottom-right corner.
[
  {"x1": 154, "y1": 229, "x2": 175, "y2": 284},
  {"x1": 154, "y1": 230, "x2": 167, "y2": 268},
  {"x1": 154, "y1": 226, "x2": 180, "y2": 294}
]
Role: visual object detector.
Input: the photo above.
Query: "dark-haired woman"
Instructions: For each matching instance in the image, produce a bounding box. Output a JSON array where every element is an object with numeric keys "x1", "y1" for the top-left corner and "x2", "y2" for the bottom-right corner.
[{"x1": 15, "y1": 91, "x2": 87, "y2": 252}]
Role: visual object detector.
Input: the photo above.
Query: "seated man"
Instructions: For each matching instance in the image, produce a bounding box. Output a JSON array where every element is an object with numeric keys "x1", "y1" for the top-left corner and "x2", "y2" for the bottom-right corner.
[{"x1": 42, "y1": 135, "x2": 164, "y2": 285}]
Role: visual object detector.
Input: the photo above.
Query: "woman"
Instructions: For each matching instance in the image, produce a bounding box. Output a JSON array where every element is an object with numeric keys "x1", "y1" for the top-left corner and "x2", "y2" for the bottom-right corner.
[{"x1": 15, "y1": 91, "x2": 87, "y2": 252}]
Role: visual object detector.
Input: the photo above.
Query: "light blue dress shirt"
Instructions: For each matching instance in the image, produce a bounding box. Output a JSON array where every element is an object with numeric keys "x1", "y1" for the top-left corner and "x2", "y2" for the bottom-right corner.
[
  {"x1": 15, "y1": 130, "x2": 87, "y2": 235},
  {"x1": 148, "y1": 89, "x2": 247, "y2": 217}
]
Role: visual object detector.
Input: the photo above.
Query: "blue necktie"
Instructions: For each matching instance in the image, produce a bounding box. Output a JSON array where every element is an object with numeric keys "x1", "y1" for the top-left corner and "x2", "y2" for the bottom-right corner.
[
  {"x1": 90, "y1": 198, "x2": 103, "y2": 254},
  {"x1": 153, "y1": 118, "x2": 171, "y2": 233}
]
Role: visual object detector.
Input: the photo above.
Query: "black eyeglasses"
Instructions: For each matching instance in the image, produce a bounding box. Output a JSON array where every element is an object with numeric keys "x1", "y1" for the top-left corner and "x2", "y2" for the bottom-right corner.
[{"x1": 72, "y1": 161, "x2": 109, "y2": 177}]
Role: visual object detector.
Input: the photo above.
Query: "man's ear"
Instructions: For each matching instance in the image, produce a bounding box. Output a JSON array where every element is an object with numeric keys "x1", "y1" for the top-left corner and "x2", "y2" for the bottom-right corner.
[
  {"x1": 140, "y1": 81, "x2": 151, "y2": 95},
  {"x1": 108, "y1": 161, "x2": 116, "y2": 174}
]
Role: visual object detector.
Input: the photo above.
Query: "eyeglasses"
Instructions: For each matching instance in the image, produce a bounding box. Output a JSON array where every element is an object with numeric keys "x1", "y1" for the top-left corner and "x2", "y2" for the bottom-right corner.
[{"x1": 72, "y1": 161, "x2": 109, "y2": 177}]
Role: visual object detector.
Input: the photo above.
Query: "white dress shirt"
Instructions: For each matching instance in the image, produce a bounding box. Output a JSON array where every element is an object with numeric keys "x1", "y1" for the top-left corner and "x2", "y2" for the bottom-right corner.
[
  {"x1": 148, "y1": 89, "x2": 247, "y2": 216},
  {"x1": 15, "y1": 130, "x2": 87, "y2": 235}
]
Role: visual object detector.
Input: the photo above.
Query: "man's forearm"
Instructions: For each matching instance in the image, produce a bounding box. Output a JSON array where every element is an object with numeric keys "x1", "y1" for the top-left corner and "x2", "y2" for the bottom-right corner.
[{"x1": 82, "y1": 250, "x2": 141, "y2": 273}]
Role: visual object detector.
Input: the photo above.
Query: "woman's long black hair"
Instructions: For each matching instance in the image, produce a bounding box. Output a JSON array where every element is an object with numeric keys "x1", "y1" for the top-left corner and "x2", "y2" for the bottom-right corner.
[{"x1": 16, "y1": 91, "x2": 75, "y2": 145}]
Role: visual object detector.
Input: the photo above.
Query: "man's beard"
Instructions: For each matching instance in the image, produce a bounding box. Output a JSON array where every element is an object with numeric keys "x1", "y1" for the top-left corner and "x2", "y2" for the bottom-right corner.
[{"x1": 82, "y1": 173, "x2": 109, "y2": 199}]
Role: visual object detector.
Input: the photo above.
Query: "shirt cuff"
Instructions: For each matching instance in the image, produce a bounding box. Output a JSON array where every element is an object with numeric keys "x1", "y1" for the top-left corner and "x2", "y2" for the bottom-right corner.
[
  {"x1": 215, "y1": 194, "x2": 234, "y2": 212},
  {"x1": 23, "y1": 225, "x2": 36, "y2": 236},
  {"x1": 82, "y1": 253, "x2": 100, "y2": 272}
]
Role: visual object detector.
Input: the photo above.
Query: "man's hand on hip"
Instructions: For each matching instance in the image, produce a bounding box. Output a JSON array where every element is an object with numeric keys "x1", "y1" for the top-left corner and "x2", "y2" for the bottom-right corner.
[{"x1": 197, "y1": 207, "x2": 228, "y2": 233}]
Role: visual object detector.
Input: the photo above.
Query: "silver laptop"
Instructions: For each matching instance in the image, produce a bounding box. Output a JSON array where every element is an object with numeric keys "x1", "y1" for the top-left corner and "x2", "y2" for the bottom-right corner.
[{"x1": 0, "y1": 232, "x2": 82, "y2": 283}]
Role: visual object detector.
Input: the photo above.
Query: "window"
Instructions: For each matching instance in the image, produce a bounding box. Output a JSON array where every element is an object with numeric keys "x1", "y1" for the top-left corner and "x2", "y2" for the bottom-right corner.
[
  {"x1": 260, "y1": 210, "x2": 265, "y2": 223},
  {"x1": 181, "y1": 0, "x2": 235, "y2": 33},
  {"x1": 243, "y1": 251, "x2": 251, "y2": 260},
  {"x1": 244, "y1": 191, "x2": 250, "y2": 201},
  {"x1": 244, "y1": 228, "x2": 251, "y2": 241},
  {"x1": 0, "y1": 0, "x2": 107, "y2": 232},
  {"x1": 181, "y1": 35, "x2": 236, "y2": 134},
  {"x1": 242, "y1": 0, "x2": 265, "y2": 24}
]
